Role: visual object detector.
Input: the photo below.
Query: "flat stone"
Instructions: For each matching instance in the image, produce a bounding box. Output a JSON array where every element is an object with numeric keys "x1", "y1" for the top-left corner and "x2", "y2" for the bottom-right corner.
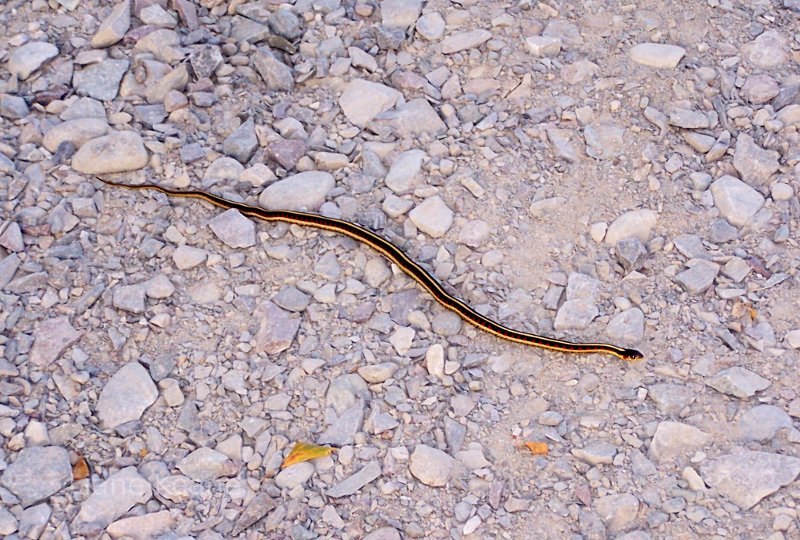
[
  {"x1": 458, "y1": 220, "x2": 490, "y2": 248},
  {"x1": 594, "y1": 493, "x2": 639, "y2": 534},
  {"x1": 92, "y1": 0, "x2": 131, "y2": 48},
  {"x1": 705, "y1": 366, "x2": 770, "y2": 398},
  {"x1": 140, "y1": 4, "x2": 176, "y2": 27},
  {"x1": 744, "y1": 29, "x2": 789, "y2": 68},
  {"x1": 732, "y1": 134, "x2": 780, "y2": 186},
  {"x1": 0, "y1": 222, "x2": 23, "y2": 252},
  {"x1": 675, "y1": 259, "x2": 719, "y2": 295},
  {"x1": 43, "y1": 118, "x2": 109, "y2": 153},
  {"x1": 0, "y1": 446, "x2": 72, "y2": 507},
  {"x1": 18, "y1": 504, "x2": 50, "y2": 538},
  {"x1": 178, "y1": 448, "x2": 238, "y2": 481},
  {"x1": 741, "y1": 74, "x2": 780, "y2": 104},
  {"x1": 205, "y1": 156, "x2": 244, "y2": 181},
  {"x1": 113, "y1": 283, "x2": 146, "y2": 314},
  {"x1": 267, "y1": 9, "x2": 302, "y2": 40},
  {"x1": 669, "y1": 108, "x2": 709, "y2": 129},
  {"x1": 107, "y1": 510, "x2": 174, "y2": 540},
  {"x1": 0, "y1": 94, "x2": 29, "y2": 119},
  {"x1": 259, "y1": 171, "x2": 334, "y2": 211},
  {"x1": 326, "y1": 460, "x2": 382, "y2": 497},
  {"x1": 61, "y1": 97, "x2": 106, "y2": 120},
  {"x1": 736, "y1": 405, "x2": 793, "y2": 442},
  {"x1": 72, "y1": 131, "x2": 148, "y2": 174},
  {"x1": 253, "y1": 301, "x2": 300, "y2": 354},
  {"x1": 96, "y1": 362, "x2": 158, "y2": 429},
  {"x1": 710, "y1": 175, "x2": 765, "y2": 227},
  {"x1": 8, "y1": 42, "x2": 59, "y2": 80},
  {"x1": 615, "y1": 238, "x2": 648, "y2": 272},
  {"x1": 209, "y1": 209, "x2": 256, "y2": 248},
  {"x1": 172, "y1": 246, "x2": 207, "y2": 270},
  {"x1": 384, "y1": 149, "x2": 426, "y2": 193},
  {"x1": 146, "y1": 273, "x2": 175, "y2": 299},
  {"x1": 441, "y1": 30, "x2": 492, "y2": 54},
  {"x1": 777, "y1": 104, "x2": 800, "y2": 127},
  {"x1": 409, "y1": 444, "x2": 455, "y2": 487},
  {"x1": 572, "y1": 441, "x2": 617, "y2": 465},
  {"x1": 275, "y1": 461, "x2": 315, "y2": 489},
  {"x1": 605, "y1": 209, "x2": 658, "y2": 246},
  {"x1": 73, "y1": 59, "x2": 130, "y2": 101},
  {"x1": 339, "y1": 79, "x2": 402, "y2": 126},
  {"x1": 584, "y1": 120, "x2": 625, "y2": 159},
  {"x1": 381, "y1": 0, "x2": 422, "y2": 29},
  {"x1": 71, "y1": 467, "x2": 152, "y2": 535},
  {"x1": 630, "y1": 43, "x2": 686, "y2": 68},
  {"x1": 408, "y1": 195, "x2": 453, "y2": 238},
  {"x1": 371, "y1": 98, "x2": 447, "y2": 137},
  {"x1": 648, "y1": 383, "x2": 696, "y2": 415},
  {"x1": 272, "y1": 286, "x2": 310, "y2": 312},
  {"x1": 231, "y1": 493, "x2": 277, "y2": 536},
  {"x1": 145, "y1": 64, "x2": 189, "y2": 104},
  {"x1": 358, "y1": 362, "x2": 399, "y2": 383},
  {"x1": 702, "y1": 451, "x2": 800, "y2": 510},
  {"x1": 649, "y1": 421, "x2": 709, "y2": 463},
  {"x1": 253, "y1": 49, "x2": 294, "y2": 92},
  {"x1": 524, "y1": 36, "x2": 562, "y2": 57},
  {"x1": 416, "y1": 12, "x2": 445, "y2": 41},
  {"x1": 364, "y1": 527, "x2": 401, "y2": 540},
  {"x1": 29, "y1": 316, "x2": 83, "y2": 366},
  {"x1": 554, "y1": 299, "x2": 599, "y2": 330},
  {"x1": 318, "y1": 401, "x2": 364, "y2": 446},
  {"x1": 223, "y1": 118, "x2": 258, "y2": 164},
  {"x1": 606, "y1": 307, "x2": 645, "y2": 344},
  {"x1": 546, "y1": 128, "x2": 580, "y2": 162}
]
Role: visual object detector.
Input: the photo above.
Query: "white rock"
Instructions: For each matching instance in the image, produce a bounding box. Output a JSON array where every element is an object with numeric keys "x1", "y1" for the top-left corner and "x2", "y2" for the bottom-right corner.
[
  {"x1": 209, "y1": 209, "x2": 256, "y2": 248},
  {"x1": 339, "y1": 79, "x2": 403, "y2": 126},
  {"x1": 709, "y1": 175, "x2": 765, "y2": 227},
  {"x1": 92, "y1": 0, "x2": 131, "y2": 48},
  {"x1": 259, "y1": 171, "x2": 335, "y2": 211},
  {"x1": 384, "y1": 150, "x2": 426, "y2": 193},
  {"x1": 96, "y1": 363, "x2": 158, "y2": 429},
  {"x1": 409, "y1": 444, "x2": 455, "y2": 486},
  {"x1": 408, "y1": 196, "x2": 454, "y2": 238},
  {"x1": 524, "y1": 36, "x2": 562, "y2": 57},
  {"x1": 8, "y1": 42, "x2": 59, "y2": 80},
  {"x1": 71, "y1": 131, "x2": 149, "y2": 174},
  {"x1": 605, "y1": 209, "x2": 657, "y2": 245},
  {"x1": 649, "y1": 421, "x2": 709, "y2": 463},
  {"x1": 441, "y1": 30, "x2": 492, "y2": 54},
  {"x1": 72, "y1": 467, "x2": 152, "y2": 535},
  {"x1": 630, "y1": 43, "x2": 686, "y2": 68}
]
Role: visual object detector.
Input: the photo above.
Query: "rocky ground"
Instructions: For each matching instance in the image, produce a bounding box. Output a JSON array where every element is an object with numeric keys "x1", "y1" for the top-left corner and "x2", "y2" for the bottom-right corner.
[{"x1": 1, "y1": 0, "x2": 800, "y2": 538}]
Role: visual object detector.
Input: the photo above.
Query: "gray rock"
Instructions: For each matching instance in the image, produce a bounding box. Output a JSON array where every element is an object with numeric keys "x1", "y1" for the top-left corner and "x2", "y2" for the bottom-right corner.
[
  {"x1": 524, "y1": 36, "x2": 562, "y2": 57},
  {"x1": 571, "y1": 441, "x2": 616, "y2": 465},
  {"x1": 702, "y1": 451, "x2": 800, "y2": 509},
  {"x1": 675, "y1": 259, "x2": 719, "y2": 294},
  {"x1": 339, "y1": 79, "x2": 402, "y2": 126},
  {"x1": 43, "y1": 118, "x2": 109, "y2": 153},
  {"x1": 741, "y1": 74, "x2": 779, "y2": 104},
  {"x1": 8, "y1": 41, "x2": 59, "y2": 80},
  {"x1": 410, "y1": 444, "x2": 455, "y2": 486},
  {"x1": 71, "y1": 467, "x2": 152, "y2": 535},
  {"x1": 29, "y1": 316, "x2": 82, "y2": 366},
  {"x1": 318, "y1": 401, "x2": 365, "y2": 446},
  {"x1": 0, "y1": 222, "x2": 22, "y2": 251},
  {"x1": 275, "y1": 461, "x2": 315, "y2": 489},
  {"x1": 584, "y1": 120, "x2": 625, "y2": 159},
  {"x1": 271, "y1": 286, "x2": 310, "y2": 312},
  {"x1": 669, "y1": 108, "x2": 709, "y2": 129},
  {"x1": 733, "y1": 134, "x2": 780, "y2": 186},
  {"x1": 709, "y1": 219, "x2": 738, "y2": 243},
  {"x1": 649, "y1": 421, "x2": 709, "y2": 463},
  {"x1": 673, "y1": 234, "x2": 709, "y2": 259},
  {"x1": 384, "y1": 149, "x2": 425, "y2": 193},
  {"x1": 253, "y1": 300, "x2": 300, "y2": 355},
  {"x1": 605, "y1": 209, "x2": 657, "y2": 244},
  {"x1": 594, "y1": 493, "x2": 639, "y2": 534},
  {"x1": 96, "y1": 362, "x2": 158, "y2": 429},
  {"x1": 18, "y1": 504, "x2": 50, "y2": 538},
  {"x1": 205, "y1": 156, "x2": 244, "y2": 182},
  {"x1": 458, "y1": 220, "x2": 490, "y2": 248},
  {"x1": 648, "y1": 383, "x2": 696, "y2": 415},
  {"x1": 744, "y1": 29, "x2": 789, "y2": 68},
  {"x1": 173, "y1": 246, "x2": 207, "y2": 270},
  {"x1": 113, "y1": 283, "x2": 146, "y2": 314},
  {"x1": 145, "y1": 64, "x2": 189, "y2": 104},
  {"x1": 381, "y1": 0, "x2": 422, "y2": 29},
  {"x1": 705, "y1": 366, "x2": 770, "y2": 398},
  {"x1": 177, "y1": 448, "x2": 238, "y2": 481},
  {"x1": 209, "y1": 209, "x2": 256, "y2": 248},
  {"x1": 268, "y1": 8, "x2": 303, "y2": 39},
  {"x1": 441, "y1": 30, "x2": 492, "y2": 54},
  {"x1": 737, "y1": 405, "x2": 793, "y2": 441},
  {"x1": 0, "y1": 94, "x2": 29, "y2": 119},
  {"x1": 408, "y1": 196, "x2": 454, "y2": 238},
  {"x1": 630, "y1": 42, "x2": 685, "y2": 68},
  {"x1": 72, "y1": 131, "x2": 148, "y2": 174},
  {"x1": 259, "y1": 171, "x2": 334, "y2": 211},
  {"x1": 616, "y1": 238, "x2": 648, "y2": 272},
  {"x1": 92, "y1": 0, "x2": 131, "y2": 48},
  {"x1": 372, "y1": 97, "x2": 447, "y2": 137},
  {"x1": 223, "y1": 118, "x2": 258, "y2": 164},
  {"x1": 358, "y1": 362, "x2": 399, "y2": 383},
  {"x1": 706, "y1": 130, "x2": 731, "y2": 162},
  {"x1": 546, "y1": 128, "x2": 580, "y2": 162},
  {"x1": 416, "y1": 12, "x2": 445, "y2": 41},
  {"x1": 444, "y1": 416, "x2": 466, "y2": 453},
  {"x1": 266, "y1": 138, "x2": 306, "y2": 170},
  {"x1": 106, "y1": 510, "x2": 175, "y2": 539},
  {"x1": 326, "y1": 460, "x2": 382, "y2": 497},
  {"x1": 73, "y1": 59, "x2": 130, "y2": 101},
  {"x1": 0, "y1": 446, "x2": 72, "y2": 507},
  {"x1": 61, "y1": 96, "x2": 106, "y2": 120},
  {"x1": 0, "y1": 507, "x2": 17, "y2": 535},
  {"x1": 231, "y1": 493, "x2": 277, "y2": 536},
  {"x1": 364, "y1": 527, "x2": 401, "y2": 540},
  {"x1": 606, "y1": 308, "x2": 645, "y2": 344},
  {"x1": 554, "y1": 299, "x2": 598, "y2": 330}
]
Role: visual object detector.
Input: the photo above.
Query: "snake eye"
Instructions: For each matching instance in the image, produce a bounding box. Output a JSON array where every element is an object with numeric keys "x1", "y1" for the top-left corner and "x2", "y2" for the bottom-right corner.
[{"x1": 622, "y1": 349, "x2": 644, "y2": 361}]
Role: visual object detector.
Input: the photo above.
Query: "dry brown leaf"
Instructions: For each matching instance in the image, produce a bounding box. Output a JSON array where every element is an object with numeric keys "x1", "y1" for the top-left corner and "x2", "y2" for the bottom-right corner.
[
  {"x1": 73, "y1": 456, "x2": 90, "y2": 480},
  {"x1": 281, "y1": 442, "x2": 335, "y2": 469},
  {"x1": 523, "y1": 441, "x2": 549, "y2": 455}
]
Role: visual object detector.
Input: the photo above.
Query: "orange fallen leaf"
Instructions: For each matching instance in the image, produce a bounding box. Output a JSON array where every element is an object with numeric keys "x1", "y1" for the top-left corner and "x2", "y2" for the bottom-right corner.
[
  {"x1": 523, "y1": 441, "x2": 549, "y2": 455},
  {"x1": 73, "y1": 456, "x2": 90, "y2": 480},
  {"x1": 281, "y1": 441, "x2": 335, "y2": 469}
]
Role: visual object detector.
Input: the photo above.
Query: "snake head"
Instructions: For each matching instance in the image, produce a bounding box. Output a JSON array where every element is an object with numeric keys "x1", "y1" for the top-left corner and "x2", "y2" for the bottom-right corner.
[{"x1": 620, "y1": 349, "x2": 644, "y2": 361}]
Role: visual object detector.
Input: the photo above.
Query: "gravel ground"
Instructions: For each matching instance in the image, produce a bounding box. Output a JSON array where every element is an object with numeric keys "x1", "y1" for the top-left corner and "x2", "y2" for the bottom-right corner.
[{"x1": 1, "y1": 0, "x2": 800, "y2": 538}]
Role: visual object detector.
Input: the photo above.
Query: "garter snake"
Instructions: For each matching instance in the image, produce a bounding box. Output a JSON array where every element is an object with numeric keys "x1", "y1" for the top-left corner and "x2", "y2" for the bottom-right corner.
[{"x1": 98, "y1": 178, "x2": 644, "y2": 361}]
